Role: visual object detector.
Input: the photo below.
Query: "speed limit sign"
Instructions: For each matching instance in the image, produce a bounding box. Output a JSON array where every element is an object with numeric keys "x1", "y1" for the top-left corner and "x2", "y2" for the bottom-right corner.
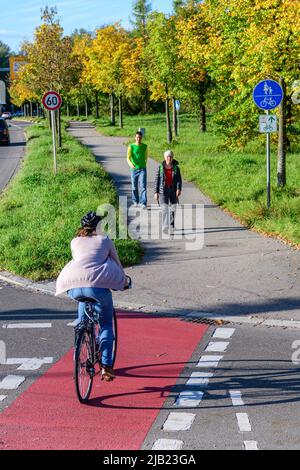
[{"x1": 42, "y1": 91, "x2": 62, "y2": 111}]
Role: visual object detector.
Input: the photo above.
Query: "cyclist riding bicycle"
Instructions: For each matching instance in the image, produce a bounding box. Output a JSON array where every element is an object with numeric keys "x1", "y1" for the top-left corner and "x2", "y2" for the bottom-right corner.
[{"x1": 56, "y1": 211, "x2": 128, "y2": 382}]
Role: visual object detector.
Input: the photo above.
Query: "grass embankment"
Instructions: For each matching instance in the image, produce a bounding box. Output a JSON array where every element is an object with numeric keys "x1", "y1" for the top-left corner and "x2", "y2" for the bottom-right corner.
[
  {"x1": 0, "y1": 121, "x2": 142, "y2": 281},
  {"x1": 83, "y1": 113, "x2": 300, "y2": 247}
]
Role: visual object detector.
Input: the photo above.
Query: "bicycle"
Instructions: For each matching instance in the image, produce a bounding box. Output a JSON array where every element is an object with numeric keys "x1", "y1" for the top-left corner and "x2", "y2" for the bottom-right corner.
[{"x1": 73, "y1": 275, "x2": 132, "y2": 404}]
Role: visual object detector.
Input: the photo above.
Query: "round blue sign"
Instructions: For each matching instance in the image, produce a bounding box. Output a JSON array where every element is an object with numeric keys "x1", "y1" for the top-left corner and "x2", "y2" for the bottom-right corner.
[{"x1": 253, "y1": 79, "x2": 283, "y2": 110}]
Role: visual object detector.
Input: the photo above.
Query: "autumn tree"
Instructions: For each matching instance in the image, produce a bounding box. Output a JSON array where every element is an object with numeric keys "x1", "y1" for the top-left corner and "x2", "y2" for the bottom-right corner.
[
  {"x1": 145, "y1": 13, "x2": 182, "y2": 142},
  {"x1": 176, "y1": 1, "x2": 212, "y2": 132},
  {"x1": 85, "y1": 24, "x2": 132, "y2": 128},
  {"x1": 131, "y1": 0, "x2": 152, "y2": 39}
]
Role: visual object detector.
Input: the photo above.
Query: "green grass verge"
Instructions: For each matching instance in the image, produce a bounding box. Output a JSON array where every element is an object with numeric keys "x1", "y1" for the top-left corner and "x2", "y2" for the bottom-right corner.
[
  {"x1": 80, "y1": 112, "x2": 300, "y2": 247},
  {"x1": 0, "y1": 121, "x2": 142, "y2": 281}
]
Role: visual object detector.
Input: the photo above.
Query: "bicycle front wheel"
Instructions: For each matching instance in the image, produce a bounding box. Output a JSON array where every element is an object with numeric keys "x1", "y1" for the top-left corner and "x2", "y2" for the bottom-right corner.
[
  {"x1": 74, "y1": 329, "x2": 94, "y2": 404},
  {"x1": 111, "y1": 309, "x2": 118, "y2": 368}
]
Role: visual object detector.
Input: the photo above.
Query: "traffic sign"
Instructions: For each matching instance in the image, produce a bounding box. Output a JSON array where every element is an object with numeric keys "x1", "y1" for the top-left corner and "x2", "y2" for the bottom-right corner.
[
  {"x1": 253, "y1": 79, "x2": 283, "y2": 110},
  {"x1": 175, "y1": 100, "x2": 180, "y2": 111},
  {"x1": 42, "y1": 91, "x2": 62, "y2": 111},
  {"x1": 259, "y1": 115, "x2": 277, "y2": 133}
]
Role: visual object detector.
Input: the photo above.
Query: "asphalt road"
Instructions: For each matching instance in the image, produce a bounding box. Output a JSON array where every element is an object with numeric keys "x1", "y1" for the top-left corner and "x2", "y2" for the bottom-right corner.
[
  {"x1": 1, "y1": 280, "x2": 300, "y2": 450},
  {"x1": 0, "y1": 120, "x2": 29, "y2": 192}
]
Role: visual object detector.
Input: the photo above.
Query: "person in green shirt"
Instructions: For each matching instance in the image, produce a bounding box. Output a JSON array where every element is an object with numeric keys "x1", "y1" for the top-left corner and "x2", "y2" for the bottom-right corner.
[{"x1": 127, "y1": 131, "x2": 148, "y2": 209}]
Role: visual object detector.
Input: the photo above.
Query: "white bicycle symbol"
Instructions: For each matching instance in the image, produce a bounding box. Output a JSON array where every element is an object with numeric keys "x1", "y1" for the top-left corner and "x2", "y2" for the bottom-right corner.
[{"x1": 260, "y1": 97, "x2": 276, "y2": 108}]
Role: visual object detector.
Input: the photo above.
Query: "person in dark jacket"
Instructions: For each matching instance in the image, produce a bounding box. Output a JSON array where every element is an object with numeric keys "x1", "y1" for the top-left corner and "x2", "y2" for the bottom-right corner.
[{"x1": 154, "y1": 150, "x2": 182, "y2": 234}]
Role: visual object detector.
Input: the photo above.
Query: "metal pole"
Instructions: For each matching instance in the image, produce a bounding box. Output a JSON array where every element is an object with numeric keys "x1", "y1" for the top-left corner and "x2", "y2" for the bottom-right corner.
[
  {"x1": 266, "y1": 110, "x2": 271, "y2": 208},
  {"x1": 51, "y1": 110, "x2": 57, "y2": 174}
]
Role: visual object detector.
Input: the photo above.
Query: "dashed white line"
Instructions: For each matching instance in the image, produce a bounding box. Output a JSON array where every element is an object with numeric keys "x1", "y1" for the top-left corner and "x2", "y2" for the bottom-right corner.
[
  {"x1": 0, "y1": 375, "x2": 26, "y2": 390},
  {"x1": 230, "y1": 390, "x2": 245, "y2": 407},
  {"x1": 197, "y1": 355, "x2": 223, "y2": 368},
  {"x1": 163, "y1": 412, "x2": 195, "y2": 431},
  {"x1": 205, "y1": 341, "x2": 229, "y2": 353},
  {"x1": 244, "y1": 441, "x2": 259, "y2": 451},
  {"x1": 186, "y1": 372, "x2": 213, "y2": 387},
  {"x1": 152, "y1": 439, "x2": 183, "y2": 450},
  {"x1": 213, "y1": 328, "x2": 236, "y2": 339},
  {"x1": 236, "y1": 413, "x2": 252, "y2": 432},
  {"x1": 174, "y1": 390, "x2": 204, "y2": 408},
  {"x1": 3, "y1": 323, "x2": 52, "y2": 329}
]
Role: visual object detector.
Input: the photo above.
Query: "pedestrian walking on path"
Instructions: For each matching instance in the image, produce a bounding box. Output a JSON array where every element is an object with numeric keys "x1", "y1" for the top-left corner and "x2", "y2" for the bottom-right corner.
[
  {"x1": 127, "y1": 131, "x2": 148, "y2": 209},
  {"x1": 154, "y1": 150, "x2": 182, "y2": 234}
]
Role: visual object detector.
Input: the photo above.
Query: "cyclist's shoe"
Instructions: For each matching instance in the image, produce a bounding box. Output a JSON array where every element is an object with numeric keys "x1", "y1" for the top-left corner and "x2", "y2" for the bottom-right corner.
[{"x1": 101, "y1": 366, "x2": 115, "y2": 382}]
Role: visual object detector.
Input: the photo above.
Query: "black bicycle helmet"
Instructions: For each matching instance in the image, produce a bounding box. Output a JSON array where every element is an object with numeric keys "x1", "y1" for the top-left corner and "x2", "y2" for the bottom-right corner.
[{"x1": 80, "y1": 211, "x2": 102, "y2": 229}]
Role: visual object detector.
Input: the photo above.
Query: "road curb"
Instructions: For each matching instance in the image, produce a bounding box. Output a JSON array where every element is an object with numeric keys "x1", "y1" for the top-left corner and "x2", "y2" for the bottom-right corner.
[{"x1": 1, "y1": 270, "x2": 300, "y2": 329}]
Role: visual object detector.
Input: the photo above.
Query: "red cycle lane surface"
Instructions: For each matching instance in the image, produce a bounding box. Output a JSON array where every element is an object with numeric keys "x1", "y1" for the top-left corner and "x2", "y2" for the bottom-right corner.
[{"x1": 0, "y1": 312, "x2": 208, "y2": 450}]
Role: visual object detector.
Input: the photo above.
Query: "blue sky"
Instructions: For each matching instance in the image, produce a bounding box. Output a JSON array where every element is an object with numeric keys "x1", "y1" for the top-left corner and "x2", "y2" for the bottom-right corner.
[{"x1": 0, "y1": 0, "x2": 173, "y2": 53}]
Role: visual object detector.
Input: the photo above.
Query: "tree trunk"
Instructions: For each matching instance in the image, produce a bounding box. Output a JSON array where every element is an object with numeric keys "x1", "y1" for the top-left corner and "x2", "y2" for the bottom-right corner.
[
  {"x1": 143, "y1": 88, "x2": 148, "y2": 114},
  {"x1": 277, "y1": 77, "x2": 287, "y2": 187},
  {"x1": 77, "y1": 101, "x2": 80, "y2": 117},
  {"x1": 110, "y1": 94, "x2": 115, "y2": 126},
  {"x1": 172, "y1": 97, "x2": 178, "y2": 137},
  {"x1": 118, "y1": 95, "x2": 123, "y2": 128},
  {"x1": 95, "y1": 92, "x2": 99, "y2": 119},
  {"x1": 29, "y1": 101, "x2": 33, "y2": 117},
  {"x1": 199, "y1": 86, "x2": 206, "y2": 133},
  {"x1": 85, "y1": 99, "x2": 88, "y2": 119},
  {"x1": 66, "y1": 102, "x2": 70, "y2": 118},
  {"x1": 165, "y1": 86, "x2": 172, "y2": 144}
]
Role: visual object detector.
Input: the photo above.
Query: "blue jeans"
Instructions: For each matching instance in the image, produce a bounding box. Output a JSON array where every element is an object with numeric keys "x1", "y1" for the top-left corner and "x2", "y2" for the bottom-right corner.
[
  {"x1": 131, "y1": 168, "x2": 147, "y2": 206},
  {"x1": 68, "y1": 287, "x2": 114, "y2": 367}
]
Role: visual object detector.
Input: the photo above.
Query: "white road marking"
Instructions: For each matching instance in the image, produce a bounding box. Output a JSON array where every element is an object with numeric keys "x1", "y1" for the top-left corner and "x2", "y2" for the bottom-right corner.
[
  {"x1": 244, "y1": 441, "x2": 258, "y2": 450},
  {"x1": 163, "y1": 412, "x2": 195, "y2": 431},
  {"x1": 6, "y1": 357, "x2": 53, "y2": 370},
  {"x1": 3, "y1": 323, "x2": 52, "y2": 329},
  {"x1": 152, "y1": 439, "x2": 183, "y2": 450},
  {"x1": 0, "y1": 395, "x2": 7, "y2": 402},
  {"x1": 213, "y1": 328, "x2": 236, "y2": 339},
  {"x1": 197, "y1": 355, "x2": 223, "y2": 368},
  {"x1": 230, "y1": 391, "x2": 245, "y2": 407},
  {"x1": 0, "y1": 340, "x2": 6, "y2": 364},
  {"x1": 174, "y1": 390, "x2": 204, "y2": 407},
  {"x1": 236, "y1": 413, "x2": 252, "y2": 432},
  {"x1": 0, "y1": 375, "x2": 26, "y2": 390},
  {"x1": 205, "y1": 341, "x2": 229, "y2": 353},
  {"x1": 186, "y1": 372, "x2": 213, "y2": 387}
]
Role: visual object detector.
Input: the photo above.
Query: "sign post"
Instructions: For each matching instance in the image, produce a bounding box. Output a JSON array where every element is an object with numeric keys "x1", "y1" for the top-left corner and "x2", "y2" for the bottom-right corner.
[
  {"x1": 253, "y1": 79, "x2": 283, "y2": 208},
  {"x1": 175, "y1": 100, "x2": 180, "y2": 135},
  {"x1": 42, "y1": 91, "x2": 62, "y2": 175}
]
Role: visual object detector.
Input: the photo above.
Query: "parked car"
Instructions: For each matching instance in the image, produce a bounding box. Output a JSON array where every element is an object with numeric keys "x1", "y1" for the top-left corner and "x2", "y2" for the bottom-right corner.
[
  {"x1": 13, "y1": 111, "x2": 24, "y2": 117},
  {"x1": 1, "y1": 111, "x2": 12, "y2": 120},
  {"x1": 0, "y1": 118, "x2": 10, "y2": 145}
]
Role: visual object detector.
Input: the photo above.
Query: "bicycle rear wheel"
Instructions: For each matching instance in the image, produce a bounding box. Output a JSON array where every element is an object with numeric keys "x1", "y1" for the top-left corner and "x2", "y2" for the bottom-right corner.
[{"x1": 75, "y1": 329, "x2": 94, "y2": 403}]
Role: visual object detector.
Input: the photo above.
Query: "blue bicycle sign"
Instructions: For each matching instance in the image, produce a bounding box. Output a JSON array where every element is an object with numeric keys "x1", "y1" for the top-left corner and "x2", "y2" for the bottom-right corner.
[{"x1": 253, "y1": 80, "x2": 283, "y2": 110}]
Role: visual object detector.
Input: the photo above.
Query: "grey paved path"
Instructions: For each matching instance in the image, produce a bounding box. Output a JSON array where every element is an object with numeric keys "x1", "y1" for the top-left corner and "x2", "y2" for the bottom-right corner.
[{"x1": 66, "y1": 122, "x2": 300, "y2": 323}]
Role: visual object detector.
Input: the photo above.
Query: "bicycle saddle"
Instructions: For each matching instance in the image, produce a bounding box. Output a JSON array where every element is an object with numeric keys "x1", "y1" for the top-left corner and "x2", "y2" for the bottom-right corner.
[{"x1": 75, "y1": 296, "x2": 98, "y2": 304}]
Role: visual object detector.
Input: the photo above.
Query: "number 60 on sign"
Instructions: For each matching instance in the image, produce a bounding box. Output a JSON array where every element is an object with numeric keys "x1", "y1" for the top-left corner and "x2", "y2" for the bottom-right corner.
[{"x1": 42, "y1": 91, "x2": 62, "y2": 111}]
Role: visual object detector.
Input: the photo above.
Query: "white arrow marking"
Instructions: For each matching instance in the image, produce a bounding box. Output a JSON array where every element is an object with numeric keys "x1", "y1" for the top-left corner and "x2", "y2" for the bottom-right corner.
[
  {"x1": 0, "y1": 375, "x2": 26, "y2": 390},
  {"x1": 6, "y1": 357, "x2": 53, "y2": 370}
]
